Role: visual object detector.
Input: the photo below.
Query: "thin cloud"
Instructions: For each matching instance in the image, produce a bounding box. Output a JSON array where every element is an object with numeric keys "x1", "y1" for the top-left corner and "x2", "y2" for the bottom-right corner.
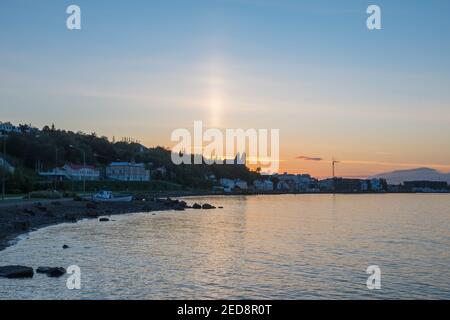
[{"x1": 296, "y1": 155, "x2": 323, "y2": 161}]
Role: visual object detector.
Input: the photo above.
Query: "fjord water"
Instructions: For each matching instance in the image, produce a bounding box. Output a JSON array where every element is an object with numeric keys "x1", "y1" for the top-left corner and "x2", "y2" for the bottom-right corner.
[{"x1": 1, "y1": 194, "x2": 449, "y2": 299}]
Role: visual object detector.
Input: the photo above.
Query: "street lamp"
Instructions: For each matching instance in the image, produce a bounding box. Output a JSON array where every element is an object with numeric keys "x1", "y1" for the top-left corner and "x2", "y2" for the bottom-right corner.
[{"x1": 69, "y1": 145, "x2": 86, "y2": 195}]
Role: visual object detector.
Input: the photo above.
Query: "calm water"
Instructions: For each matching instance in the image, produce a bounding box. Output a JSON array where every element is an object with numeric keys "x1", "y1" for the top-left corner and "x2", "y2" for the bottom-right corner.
[{"x1": 1, "y1": 194, "x2": 450, "y2": 299}]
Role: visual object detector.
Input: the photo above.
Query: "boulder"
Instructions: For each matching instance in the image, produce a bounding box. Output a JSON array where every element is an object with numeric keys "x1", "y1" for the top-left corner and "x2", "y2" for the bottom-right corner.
[
  {"x1": 36, "y1": 267, "x2": 66, "y2": 278},
  {"x1": 192, "y1": 203, "x2": 202, "y2": 209},
  {"x1": 86, "y1": 202, "x2": 97, "y2": 209},
  {"x1": 173, "y1": 205, "x2": 185, "y2": 211},
  {"x1": 86, "y1": 210, "x2": 98, "y2": 218},
  {"x1": 0, "y1": 265, "x2": 34, "y2": 278},
  {"x1": 179, "y1": 201, "x2": 187, "y2": 208},
  {"x1": 202, "y1": 203, "x2": 216, "y2": 210},
  {"x1": 23, "y1": 208, "x2": 35, "y2": 216},
  {"x1": 99, "y1": 217, "x2": 110, "y2": 222}
]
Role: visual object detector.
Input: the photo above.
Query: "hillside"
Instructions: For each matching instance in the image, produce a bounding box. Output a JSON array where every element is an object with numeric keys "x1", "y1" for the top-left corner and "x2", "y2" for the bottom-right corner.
[
  {"x1": 0, "y1": 124, "x2": 260, "y2": 193},
  {"x1": 370, "y1": 168, "x2": 450, "y2": 184}
]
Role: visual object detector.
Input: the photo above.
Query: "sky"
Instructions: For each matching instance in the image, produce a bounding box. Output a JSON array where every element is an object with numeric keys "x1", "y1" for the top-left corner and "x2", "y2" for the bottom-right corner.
[{"x1": 1, "y1": 0, "x2": 450, "y2": 178}]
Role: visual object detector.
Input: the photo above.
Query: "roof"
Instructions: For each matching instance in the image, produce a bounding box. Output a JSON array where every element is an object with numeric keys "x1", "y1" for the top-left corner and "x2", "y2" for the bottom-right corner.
[
  {"x1": 108, "y1": 162, "x2": 145, "y2": 167},
  {"x1": 65, "y1": 164, "x2": 96, "y2": 170}
]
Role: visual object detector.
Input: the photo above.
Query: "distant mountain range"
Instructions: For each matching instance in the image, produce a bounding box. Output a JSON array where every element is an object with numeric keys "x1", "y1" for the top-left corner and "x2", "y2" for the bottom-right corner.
[{"x1": 370, "y1": 168, "x2": 450, "y2": 184}]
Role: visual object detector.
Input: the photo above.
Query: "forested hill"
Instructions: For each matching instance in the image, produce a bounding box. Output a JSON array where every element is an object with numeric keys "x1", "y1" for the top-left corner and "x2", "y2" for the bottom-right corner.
[{"x1": 1, "y1": 124, "x2": 260, "y2": 189}]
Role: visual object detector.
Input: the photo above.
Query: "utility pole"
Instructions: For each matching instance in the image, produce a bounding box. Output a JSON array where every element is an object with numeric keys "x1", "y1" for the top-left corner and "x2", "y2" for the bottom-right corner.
[
  {"x1": 2, "y1": 135, "x2": 6, "y2": 201},
  {"x1": 83, "y1": 150, "x2": 86, "y2": 195},
  {"x1": 54, "y1": 146, "x2": 58, "y2": 191},
  {"x1": 70, "y1": 145, "x2": 86, "y2": 195}
]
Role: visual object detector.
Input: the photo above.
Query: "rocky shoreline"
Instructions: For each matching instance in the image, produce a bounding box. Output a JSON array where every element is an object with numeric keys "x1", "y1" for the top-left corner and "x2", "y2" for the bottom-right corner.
[{"x1": 0, "y1": 192, "x2": 220, "y2": 253}]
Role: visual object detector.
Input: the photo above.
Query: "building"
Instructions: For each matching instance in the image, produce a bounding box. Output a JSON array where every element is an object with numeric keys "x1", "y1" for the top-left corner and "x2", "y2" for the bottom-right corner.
[
  {"x1": 38, "y1": 167, "x2": 70, "y2": 181},
  {"x1": 297, "y1": 174, "x2": 318, "y2": 192},
  {"x1": 360, "y1": 180, "x2": 369, "y2": 192},
  {"x1": 387, "y1": 184, "x2": 401, "y2": 193},
  {"x1": 370, "y1": 178, "x2": 385, "y2": 192},
  {"x1": 318, "y1": 178, "x2": 334, "y2": 192},
  {"x1": 63, "y1": 164, "x2": 100, "y2": 181},
  {"x1": 317, "y1": 178, "x2": 363, "y2": 192},
  {"x1": 275, "y1": 173, "x2": 299, "y2": 192},
  {"x1": 106, "y1": 162, "x2": 150, "y2": 181},
  {"x1": 219, "y1": 178, "x2": 248, "y2": 192},
  {"x1": 0, "y1": 122, "x2": 21, "y2": 134},
  {"x1": 403, "y1": 181, "x2": 448, "y2": 193},
  {"x1": 39, "y1": 164, "x2": 100, "y2": 181},
  {"x1": 274, "y1": 173, "x2": 317, "y2": 192},
  {"x1": 253, "y1": 179, "x2": 274, "y2": 191},
  {"x1": 234, "y1": 179, "x2": 248, "y2": 190},
  {"x1": 219, "y1": 178, "x2": 235, "y2": 193},
  {"x1": 0, "y1": 157, "x2": 14, "y2": 174}
]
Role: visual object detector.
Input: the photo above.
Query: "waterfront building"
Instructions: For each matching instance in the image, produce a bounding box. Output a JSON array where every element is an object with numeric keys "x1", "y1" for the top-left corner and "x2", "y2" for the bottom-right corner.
[
  {"x1": 220, "y1": 178, "x2": 235, "y2": 193},
  {"x1": 360, "y1": 180, "x2": 369, "y2": 192},
  {"x1": 253, "y1": 179, "x2": 274, "y2": 191},
  {"x1": 106, "y1": 162, "x2": 150, "y2": 182},
  {"x1": 39, "y1": 164, "x2": 100, "y2": 181},
  {"x1": 234, "y1": 179, "x2": 248, "y2": 190},
  {"x1": 63, "y1": 164, "x2": 100, "y2": 181},
  {"x1": 275, "y1": 173, "x2": 317, "y2": 192},
  {"x1": 219, "y1": 178, "x2": 248, "y2": 192},
  {"x1": 370, "y1": 178, "x2": 384, "y2": 192},
  {"x1": 403, "y1": 181, "x2": 448, "y2": 192}
]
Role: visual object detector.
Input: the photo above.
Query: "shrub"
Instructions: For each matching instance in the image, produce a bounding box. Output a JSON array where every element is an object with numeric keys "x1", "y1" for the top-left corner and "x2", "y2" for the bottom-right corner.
[{"x1": 29, "y1": 190, "x2": 62, "y2": 199}]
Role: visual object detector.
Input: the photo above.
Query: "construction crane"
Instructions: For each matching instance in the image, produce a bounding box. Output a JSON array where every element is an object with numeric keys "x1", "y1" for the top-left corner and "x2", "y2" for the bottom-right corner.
[{"x1": 332, "y1": 158, "x2": 339, "y2": 179}]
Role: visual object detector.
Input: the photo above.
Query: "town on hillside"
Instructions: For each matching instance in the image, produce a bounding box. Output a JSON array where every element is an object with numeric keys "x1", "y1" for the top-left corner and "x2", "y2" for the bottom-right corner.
[{"x1": 1, "y1": 121, "x2": 449, "y2": 198}]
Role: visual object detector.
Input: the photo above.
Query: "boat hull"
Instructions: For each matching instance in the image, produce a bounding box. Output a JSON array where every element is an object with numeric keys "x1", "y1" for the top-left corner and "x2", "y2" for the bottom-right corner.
[{"x1": 93, "y1": 196, "x2": 133, "y2": 202}]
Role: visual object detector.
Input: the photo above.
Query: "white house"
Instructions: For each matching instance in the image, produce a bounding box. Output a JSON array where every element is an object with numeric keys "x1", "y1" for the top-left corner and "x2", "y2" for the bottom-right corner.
[
  {"x1": 39, "y1": 164, "x2": 100, "y2": 181},
  {"x1": 63, "y1": 164, "x2": 100, "y2": 181},
  {"x1": 106, "y1": 162, "x2": 150, "y2": 181}
]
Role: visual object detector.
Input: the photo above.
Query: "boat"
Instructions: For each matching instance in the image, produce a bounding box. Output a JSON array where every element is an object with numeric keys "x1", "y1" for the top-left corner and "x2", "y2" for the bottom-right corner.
[{"x1": 92, "y1": 191, "x2": 133, "y2": 202}]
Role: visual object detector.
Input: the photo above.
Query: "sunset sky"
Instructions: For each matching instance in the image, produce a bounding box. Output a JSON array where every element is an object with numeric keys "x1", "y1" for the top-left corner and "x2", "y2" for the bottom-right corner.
[{"x1": 1, "y1": 0, "x2": 450, "y2": 178}]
